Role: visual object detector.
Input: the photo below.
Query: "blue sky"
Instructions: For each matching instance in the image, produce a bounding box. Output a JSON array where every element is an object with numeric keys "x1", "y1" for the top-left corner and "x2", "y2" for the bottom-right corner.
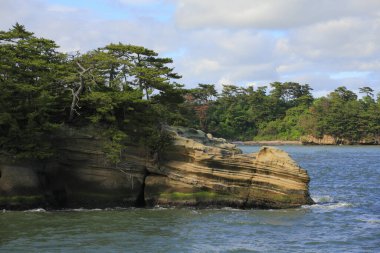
[
  {"x1": 1, "y1": 0, "x2": 379, "y2": 96},
  {"x1": 47, "y1": 0, "x2": 174, "y2": 21}
]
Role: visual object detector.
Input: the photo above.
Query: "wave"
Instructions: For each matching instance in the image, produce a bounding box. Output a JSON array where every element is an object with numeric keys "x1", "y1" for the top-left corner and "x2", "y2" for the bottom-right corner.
[
  {"x1": 68, "y1": 208, "x2": 103, "y2": 212},
  {"x1": 302, "y1": 202, "x2": 353, "y2": 211},
  {"x1": 356, "y1": 214, "x2": 380, "y2": 224},
  {"x1": 23, "y1": 207, "x2": 133, "y2": 212},
  {"x1": 151, "y1": 205, "x2": 173, "y2": 210},
  {"x1": 220, "y1": 207, "x2": 246, "y2": 212},
  {"x1": 311, "y1": 195, "x2": 334, "y2": 203},
  {"x1": 23, "y1": 208, "x2": 47, "y2": 212},
  {"x1": 303, "y1": 195, "x2": 353, "y2": 211},
  {"x1": 60, "y1": 207, "x2": 138, "y2": 212}
]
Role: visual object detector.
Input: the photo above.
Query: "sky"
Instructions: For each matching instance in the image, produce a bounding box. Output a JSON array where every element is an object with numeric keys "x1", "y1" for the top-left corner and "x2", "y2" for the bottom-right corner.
[{"x1": 1, "y1": 0, "x2": 380, "y2": 96}]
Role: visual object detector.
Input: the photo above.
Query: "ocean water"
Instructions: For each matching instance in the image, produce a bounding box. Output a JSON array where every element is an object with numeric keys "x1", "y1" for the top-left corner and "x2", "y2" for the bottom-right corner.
[{"x1": 1, "y1": 146, "x2": 379, "y2": 253}]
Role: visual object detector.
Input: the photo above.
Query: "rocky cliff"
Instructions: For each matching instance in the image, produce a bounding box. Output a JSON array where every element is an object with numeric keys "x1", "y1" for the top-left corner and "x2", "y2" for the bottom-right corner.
[
  {"x1": 0, "y1": 127, "x2": 146, "y2": 210},
  {"x1": 142, "y1": 127, "x2": 313, "y2": 208},
  {"x1": 0, "y1": 126, "x2": 314, "y2": 210},
  {"x1": 0, "y1": 161, "x2": 46, "y2": 209},
  {"x1": 301, "y1": 134, "x2": 380, "y2": 145}
]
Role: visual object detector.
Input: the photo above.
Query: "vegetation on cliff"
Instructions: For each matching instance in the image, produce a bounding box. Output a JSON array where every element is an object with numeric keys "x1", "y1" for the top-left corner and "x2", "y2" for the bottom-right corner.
[
  {"x1": 0, "y1": 24, "x2": 184, "y2": 160},
  {"x1": 1, "y1": 23, "x2": 380, "y2": 162}
]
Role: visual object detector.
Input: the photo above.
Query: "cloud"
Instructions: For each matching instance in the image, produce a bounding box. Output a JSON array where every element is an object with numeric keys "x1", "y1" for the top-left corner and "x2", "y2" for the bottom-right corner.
[
  {"x1": 287, "y1": 18, "x2": 380, "y2": 61},
  {"x1": 0, "y1": 0, "x2": 379, "y2": 95},
  {"x1": 171, "y1": 0, "x2": 380, "y2": 92},
  {"x1": 0, "y1": 0, "x2": 179, "y2": 53},
  {"x1": 175, "y1": 0, "x2": 380, "y2": 29}
]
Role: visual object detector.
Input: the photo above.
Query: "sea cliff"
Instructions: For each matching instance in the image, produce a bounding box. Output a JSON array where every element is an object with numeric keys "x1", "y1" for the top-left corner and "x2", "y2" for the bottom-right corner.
[{"x1": 0, "y1": 127, "x2": 314, "y2": 210}]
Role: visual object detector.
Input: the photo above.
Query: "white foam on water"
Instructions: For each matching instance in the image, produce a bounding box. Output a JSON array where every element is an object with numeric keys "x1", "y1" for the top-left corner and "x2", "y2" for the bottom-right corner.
[
  {"x1": 219, "y1": 207, "x2": 246, "y2": 212},
  {"x1": 104, "y1": 207, "x2": 130, "y2": 211},
  {"x1": 366, "y1": 219, "x2": 380, "y2": 224},
  {"x1": 303, "y1": 195, "x2": 354, "y2": 211},
  {"x1": 321, "y1": 202, "x2": 353, "y2": 209},
  {"x1": 151, "y1": 205, "x2": 170, "y2": 210},
  {"x1": 54, "y1": 208, "x2": 106, "y2": 212},
  {"x1": 59, "y1": 207, "x2": 137, "y2": 212},
  {"x1": 312, "y1": 195, "x2": 334, "y2": 203},
  {"x1": 71, "y1": 208, "x2": 103, "y2": 212},
  {"x1": 23, "y1": 208, "x2": 46, "y2": 212},
  {"x1": 302, "y1": 201, "x2": 353, "y2": 211},
  {"x1": 357, "y1": 214, "x2": 380, "y2": 224}
]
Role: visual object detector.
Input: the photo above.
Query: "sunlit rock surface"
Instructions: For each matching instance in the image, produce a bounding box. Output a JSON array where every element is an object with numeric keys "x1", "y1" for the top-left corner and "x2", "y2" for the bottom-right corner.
[{"x1": 141, "y1": 127, "x2": 314, "y2": 208}]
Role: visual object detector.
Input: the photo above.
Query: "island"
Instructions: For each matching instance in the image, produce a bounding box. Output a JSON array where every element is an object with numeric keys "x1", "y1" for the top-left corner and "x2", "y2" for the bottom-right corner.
[
  {"x1": 5, "y1": 23, "x2": 378, "y2": 210},
  {"x1": 0, "y1": 126, "x2": 313, "y2": 210}
]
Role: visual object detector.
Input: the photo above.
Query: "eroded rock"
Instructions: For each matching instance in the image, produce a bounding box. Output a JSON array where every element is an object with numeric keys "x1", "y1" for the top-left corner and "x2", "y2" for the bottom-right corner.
[
  {"x1": 0, "y1": 126, "x2": 314, "y2": 209},
  {"x1": 142, "y1": 127, "x2": 314, "y2": 208}
]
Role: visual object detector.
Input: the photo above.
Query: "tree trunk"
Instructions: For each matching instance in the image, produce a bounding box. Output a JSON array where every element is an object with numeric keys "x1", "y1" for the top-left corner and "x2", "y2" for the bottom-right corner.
[{"x1": 68, "y1": 62, "x2": 91, "y2": 122}]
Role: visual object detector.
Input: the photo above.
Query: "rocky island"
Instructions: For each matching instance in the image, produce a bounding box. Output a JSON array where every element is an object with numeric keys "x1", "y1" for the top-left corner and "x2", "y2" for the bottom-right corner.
[
  {"x1": 0, "y1": 127, "x2": 314, "y2": 210},
  {"x1": 1, "y1": 23, "x2": 377, "y2": 211}
]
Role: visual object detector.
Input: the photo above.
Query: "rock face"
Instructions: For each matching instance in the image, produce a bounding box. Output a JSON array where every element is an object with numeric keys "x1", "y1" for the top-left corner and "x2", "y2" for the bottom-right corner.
[
  {"x1": 301, "y1": 134, "x2": 380, "y2": 145},
  {"x1": 47, "y1": 128, "x2": 146, "y2": 208},
  {"x1": 0, "y1": 127, "x2": 146, "y2": 209},
  {"x1": 0, "y1": 162, "x2": 45, "y2": 209},
  {"x1": 0, "y1": 126, "x2": 314, "y2": 209},
  {"x1": 142, "y1": 127, "x2": 314, "y2": 208}
]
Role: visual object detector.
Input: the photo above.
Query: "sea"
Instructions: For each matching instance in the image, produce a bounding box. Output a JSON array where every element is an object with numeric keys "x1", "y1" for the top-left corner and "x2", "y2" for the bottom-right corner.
[{"x1": 1, "y1": 145, "x2": 379, "y2": 253}]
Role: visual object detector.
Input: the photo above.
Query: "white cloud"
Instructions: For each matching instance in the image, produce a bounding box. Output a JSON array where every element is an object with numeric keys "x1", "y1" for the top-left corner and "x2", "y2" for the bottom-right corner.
[
  {"x1": 288, "y1": 18, "x2": 380, "y2": 60},
  {"x1": 0, "y1": 0, "x2": 180, "y2": 53},
  {"x1": 171, "y1": 1, "x2": 380, "y2": 92},
  {"x1": 1, "y1": 0, "x2": 379, "y2": 95},
  {"x1": 175, "y1": 0, "x2": 380, "y2": 29}
]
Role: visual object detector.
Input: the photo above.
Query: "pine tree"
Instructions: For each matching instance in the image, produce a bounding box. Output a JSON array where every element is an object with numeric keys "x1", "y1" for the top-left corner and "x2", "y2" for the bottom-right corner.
[{"x1": 0, "y1": 23, "x2": 68, "y2": 158}]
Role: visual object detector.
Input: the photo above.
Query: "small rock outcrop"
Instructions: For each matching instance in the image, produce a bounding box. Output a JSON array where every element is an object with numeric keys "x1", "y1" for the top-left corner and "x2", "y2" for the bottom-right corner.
[{"x1": 301, "y1": 134, "x2": 380, "y2": 145}]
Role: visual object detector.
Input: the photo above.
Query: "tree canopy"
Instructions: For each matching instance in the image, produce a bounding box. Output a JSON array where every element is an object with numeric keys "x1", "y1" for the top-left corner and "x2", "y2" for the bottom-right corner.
[
  {"x1": 0, "y1": 24, "x2": 184, "y2": 160},
  {"x1": 0, "y1": 23, "x2": 68, "y2": 158}
]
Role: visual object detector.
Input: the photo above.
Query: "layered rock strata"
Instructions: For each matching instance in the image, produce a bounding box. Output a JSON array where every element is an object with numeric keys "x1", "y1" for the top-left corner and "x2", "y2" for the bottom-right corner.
[
  {"x1": 0, "y1": 128, "x2": 146, "y2": 209},
  {"x1": 0, "y1": 126, "x2": 314, "y2": 209},
  {"x1": 141, "y1": 127, "x2": 314, "y2": 208},
  {"x1": 53, "y1": 131, "x2": 146, "y2": 208}
]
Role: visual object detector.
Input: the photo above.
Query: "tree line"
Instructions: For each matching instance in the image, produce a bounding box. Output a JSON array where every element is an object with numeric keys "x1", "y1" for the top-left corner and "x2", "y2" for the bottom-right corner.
[
  {"x1": 1, "y1": 24, "x2": 379, "y2": 160},
  {"x1": 184, "y1": 83, "x2": 380, "y2": 142}
]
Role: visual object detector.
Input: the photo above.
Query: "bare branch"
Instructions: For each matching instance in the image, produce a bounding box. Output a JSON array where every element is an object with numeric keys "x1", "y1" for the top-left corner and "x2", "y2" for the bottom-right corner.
[{"x1": 76, "y1": 61, "x2": 92, "y2": 74}]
